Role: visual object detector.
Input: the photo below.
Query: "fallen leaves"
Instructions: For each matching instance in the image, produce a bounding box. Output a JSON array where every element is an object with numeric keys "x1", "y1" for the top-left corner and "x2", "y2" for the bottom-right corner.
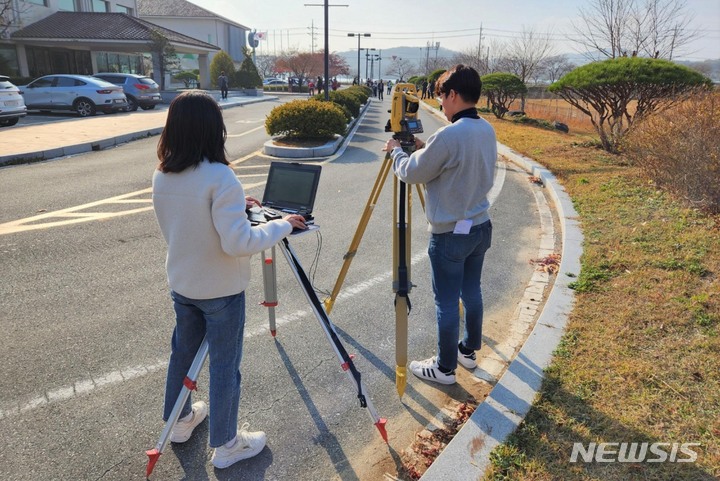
[
  {"x1": 398, "y1": 398, "x2": 479, "y2": 480},
  {"x1": 530, "y1": 253, "x2": 561, "y2": 274}
]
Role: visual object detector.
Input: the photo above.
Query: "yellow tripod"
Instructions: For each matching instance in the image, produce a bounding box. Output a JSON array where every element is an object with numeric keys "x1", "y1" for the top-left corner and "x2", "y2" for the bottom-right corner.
[{"x1": 323, "y1": 150, "x2": 425, "y2": 398}]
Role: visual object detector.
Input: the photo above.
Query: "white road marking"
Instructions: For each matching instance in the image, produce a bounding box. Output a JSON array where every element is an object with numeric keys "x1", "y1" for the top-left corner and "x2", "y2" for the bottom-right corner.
[{"x1": 0, "y1": 161, "x2": 508, "y2": 420}]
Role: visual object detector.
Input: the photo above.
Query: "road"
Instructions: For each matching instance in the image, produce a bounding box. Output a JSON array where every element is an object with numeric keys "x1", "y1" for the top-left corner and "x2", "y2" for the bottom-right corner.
[{"x1": 0, "y1": 97, "x2": 544, "y2": 480}]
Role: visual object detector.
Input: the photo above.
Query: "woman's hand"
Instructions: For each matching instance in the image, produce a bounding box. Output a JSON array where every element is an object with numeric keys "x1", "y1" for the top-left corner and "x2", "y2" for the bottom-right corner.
[
  {"x1": 245, "y1": 196, "x2": 261, "y2": 209},
  {"x1": 283, "y1": 214, "x2": 307, "y2": 230}
]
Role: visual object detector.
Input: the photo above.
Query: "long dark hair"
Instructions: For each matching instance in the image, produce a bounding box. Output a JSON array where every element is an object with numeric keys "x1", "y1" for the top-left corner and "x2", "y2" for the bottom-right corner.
[{"x1": 156, "y1": 90, "x2": 229, "y2": 173}]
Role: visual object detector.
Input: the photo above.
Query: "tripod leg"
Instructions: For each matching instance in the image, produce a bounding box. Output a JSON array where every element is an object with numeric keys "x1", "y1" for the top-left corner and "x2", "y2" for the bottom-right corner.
[
  {"x1": 260, "y1": 247, "x2": 279, "y2": 336},
  {"x1": 279, "y1": 239, "x2": 387, "y2": 443},
  {"x1": 393, "y1": 177, "x2": 413, "y2": 398},
  {"x1": 324, "y1": 154, "x2": 395, "y2": 314},
  {"x1": 146, "y1": 337, "x2": 209, "y2": 478}
]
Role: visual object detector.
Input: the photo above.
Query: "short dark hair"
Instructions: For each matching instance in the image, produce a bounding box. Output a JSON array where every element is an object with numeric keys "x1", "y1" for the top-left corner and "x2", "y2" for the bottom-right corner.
[
  {"x1": 435, "y1": 65, "x2": 481, "y2": 104},
  {"x1": 156, "y1": 90, "x2": 228, "y2": 173}
]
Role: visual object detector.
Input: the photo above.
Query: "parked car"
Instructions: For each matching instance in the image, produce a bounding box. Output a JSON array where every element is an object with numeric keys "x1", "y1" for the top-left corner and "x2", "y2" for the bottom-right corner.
[
  {"x1": 93, "y1": 73, "x2": 162, "y2": 111},
  {"x1": 263, "y1": 78, "x2": 287, "y2": 86},
  {"x1": 19, "y1": 74, "x2": 127, "y2": 117},
  {"x1": 0, "y1": 75, "x2": 27, "y2": 127}
]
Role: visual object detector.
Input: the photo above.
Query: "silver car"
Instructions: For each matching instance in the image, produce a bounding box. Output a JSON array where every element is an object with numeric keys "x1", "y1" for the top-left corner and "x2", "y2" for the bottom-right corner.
[
  {"x1": 19, "y1": 74, "x2": 127, "y2": 117},
  {"x1": 93, "y1": 73, "x2": 162, "y2": 111},
  {"x1": 0, "y1": 75, "x2": 27, "y2": 127}
]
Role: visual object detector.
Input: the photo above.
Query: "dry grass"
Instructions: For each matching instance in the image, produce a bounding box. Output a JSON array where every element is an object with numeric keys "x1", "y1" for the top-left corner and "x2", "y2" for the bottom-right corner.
[{"x1": 476, "y1": 114, "x2": 720, "y2": 480}]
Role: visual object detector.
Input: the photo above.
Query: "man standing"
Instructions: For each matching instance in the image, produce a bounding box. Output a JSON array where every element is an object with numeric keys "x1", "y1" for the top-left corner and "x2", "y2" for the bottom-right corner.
[
  {"x1": 384, "y1": 65, "x2": 496, "y2": 385},
  {"x1": 377, "y1": 79, "x2": 384, "y2": 100},
  {"x1": 218, "y1": 71, "x2": 229, "y2": 100}
]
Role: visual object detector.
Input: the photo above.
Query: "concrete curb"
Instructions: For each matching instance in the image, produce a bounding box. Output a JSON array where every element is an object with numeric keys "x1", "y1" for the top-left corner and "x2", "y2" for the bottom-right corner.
[
  {"x1": 262, "y1": 135, "x2": 343, "y2": 158},
  {"x1": 262, "y1": 99, "x2": 372, "y2": 160},
  {"x1": 0, "y1": 96, "x2": 277, "y2": 166},
  {"x1": 418, "y1": 105, "x2": 584, "y2": 480}
]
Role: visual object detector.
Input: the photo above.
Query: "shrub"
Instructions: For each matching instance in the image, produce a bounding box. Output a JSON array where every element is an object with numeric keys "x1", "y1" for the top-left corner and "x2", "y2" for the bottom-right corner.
[
  {"x1": 549, "y1": 57, "x2": 712, "y2": 153},
  {"x1": 265, "y1": 99, "x2": 347, "y2": 139},
  {"x1": 234, "y1": 49, "x2": 262, "y2": 88},
  {"x1": 313, "y1": 90, "x2": 361, "y2": 119},
  {"x1": 427, "y1": 69, "x2": 446, "y2": 84},
  {"x1": 624, "y1": 92, "x2": 720, "y2": 214},
  {"x1": 480, "y1": 73, "x2": 527, "y2": 118},
  {"x1": 173, "y1": 70, "x2": 198, "y2": 88},
  {"x1": 210, "y1": 51, "x2": 235, "y2": 88}
]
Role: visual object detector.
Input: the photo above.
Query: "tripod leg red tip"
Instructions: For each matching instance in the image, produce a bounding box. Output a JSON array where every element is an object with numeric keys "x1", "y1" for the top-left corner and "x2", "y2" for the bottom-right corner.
[
  {"x1": 375, "y1": 418, "x2": 388, "y2": 444},
  {"x1": 145, "y1": 448, "x2": 161, "y2": 478},
  {"x1": 270, "y1": 330, "x2": 276, "y2": 337}
]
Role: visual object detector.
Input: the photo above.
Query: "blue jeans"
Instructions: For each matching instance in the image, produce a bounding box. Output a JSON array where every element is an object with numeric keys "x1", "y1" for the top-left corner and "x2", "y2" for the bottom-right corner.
[
  {"x1": 163, "y1": 291, "x2": 246, "y2": 447},
  {"x1": 428, "y1": 221, "x2": 492, "y2": 371}
]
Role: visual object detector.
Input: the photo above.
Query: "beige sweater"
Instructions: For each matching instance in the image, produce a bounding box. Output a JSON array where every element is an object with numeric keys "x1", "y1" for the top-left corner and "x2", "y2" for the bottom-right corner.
[{"x1": 152, "y1": 160, "x2": 292, "y2": 299}]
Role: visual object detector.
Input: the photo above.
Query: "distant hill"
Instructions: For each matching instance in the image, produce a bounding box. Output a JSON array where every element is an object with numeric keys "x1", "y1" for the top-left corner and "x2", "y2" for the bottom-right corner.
[
  {"x1": 333, "y1": 46, "x2": 720, "y2": 82},
  {"x1": 335, "y1": 46, "x2": 457, "y2": 80}
]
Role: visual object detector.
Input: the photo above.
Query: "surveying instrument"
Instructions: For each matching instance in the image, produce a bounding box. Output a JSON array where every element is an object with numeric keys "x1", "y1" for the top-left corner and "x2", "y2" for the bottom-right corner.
[{"x1": 323, "y1": 83, "x2": 425, "y2": 399}]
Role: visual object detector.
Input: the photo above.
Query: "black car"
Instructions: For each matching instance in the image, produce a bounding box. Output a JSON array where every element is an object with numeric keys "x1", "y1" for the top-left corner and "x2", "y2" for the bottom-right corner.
[{"x1": 93, "y1": 73, "x2": 163, "y2": 111}]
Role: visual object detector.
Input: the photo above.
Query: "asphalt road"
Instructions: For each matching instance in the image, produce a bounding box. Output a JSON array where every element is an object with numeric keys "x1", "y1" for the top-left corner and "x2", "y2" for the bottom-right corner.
[{"x1": 0, "y1": 98, "x2": 543, "y2": 480}]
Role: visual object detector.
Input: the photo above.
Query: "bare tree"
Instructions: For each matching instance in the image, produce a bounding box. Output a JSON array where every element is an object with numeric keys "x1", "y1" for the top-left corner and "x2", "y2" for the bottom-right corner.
[
  {"x1": 538, "y1": 55, "x2": 576, "y2": 84},
  {"x1": 451, "y1": 46, "x2": 486, "y2": 75},
  {"x1": 496, "y1": 27, "x2": 554, "y2": 108},
  {"x1": 571, "y1": 0, "x2": 699, "y2": 60},
  {"x1": 386, "y1": 57, "x2": 415, "y2": 82},
  {"x1": 255, "y1": 55, "x2": 278, "y2": 79}
]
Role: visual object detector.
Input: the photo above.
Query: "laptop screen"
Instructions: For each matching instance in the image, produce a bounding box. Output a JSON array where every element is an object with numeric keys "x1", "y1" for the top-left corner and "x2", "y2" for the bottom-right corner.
[{"x1": 262, "y1": 162, "x2": 322, "y2": 214}]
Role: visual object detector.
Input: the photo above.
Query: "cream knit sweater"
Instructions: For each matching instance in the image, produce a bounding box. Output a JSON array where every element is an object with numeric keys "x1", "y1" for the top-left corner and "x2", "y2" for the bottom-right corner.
[{"x1": 152, "y1": 160, "x2": 292, "y2": 299}]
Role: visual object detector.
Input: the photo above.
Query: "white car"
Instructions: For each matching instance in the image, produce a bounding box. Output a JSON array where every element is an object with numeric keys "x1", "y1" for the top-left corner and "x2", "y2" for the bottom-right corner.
[
  {"x1": 19, "y1": 74, "x2": 128, "y2": 117},
  {"x1": 263, "y1": 78, "x2": 288, "y2": 85},
  {"x1": 0, "y1": 75, "x2": 27, "y2": 127}
]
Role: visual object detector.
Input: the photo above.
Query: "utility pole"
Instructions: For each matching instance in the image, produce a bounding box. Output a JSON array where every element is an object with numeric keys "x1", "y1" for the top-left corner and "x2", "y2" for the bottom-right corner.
[
  {"x1": 307, "y1": 20, "x2": 318, "y2": 55},
  {"x1": 305, "y1": 1, "x2": 348, "y2": 100}
]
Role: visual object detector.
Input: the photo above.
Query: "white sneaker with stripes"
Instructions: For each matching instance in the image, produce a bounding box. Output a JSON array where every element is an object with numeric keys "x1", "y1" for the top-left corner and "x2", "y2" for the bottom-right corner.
[{"x1": 409, "y1": 357, "x2": 456, "y2": 385}]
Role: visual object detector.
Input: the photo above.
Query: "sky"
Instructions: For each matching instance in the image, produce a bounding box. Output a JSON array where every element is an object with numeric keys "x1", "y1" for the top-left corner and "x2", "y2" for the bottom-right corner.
[{"x1": 192, "y1": 0, "x2": 720, "y2": 61}]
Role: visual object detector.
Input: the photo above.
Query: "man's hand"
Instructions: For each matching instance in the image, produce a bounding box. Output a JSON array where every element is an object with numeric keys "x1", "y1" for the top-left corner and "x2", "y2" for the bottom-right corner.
[
  {"x1": 383, "y1": 139, "x2": 401, "y2": 152},
  {"x1": 283, "y1": 214, "x2": 307, "y2": 230}
]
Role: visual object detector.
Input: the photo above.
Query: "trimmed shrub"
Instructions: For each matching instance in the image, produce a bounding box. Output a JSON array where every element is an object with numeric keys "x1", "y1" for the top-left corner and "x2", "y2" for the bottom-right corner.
[
  {"x1": 234, "y1": 50, "x2": 262, "y2": 88},
  {"x1": 265, "y1": 99, "x2": 347, "y2": 139},
  {"x1": 313, "y1": 90, "x2": 361, "y2": 119}
]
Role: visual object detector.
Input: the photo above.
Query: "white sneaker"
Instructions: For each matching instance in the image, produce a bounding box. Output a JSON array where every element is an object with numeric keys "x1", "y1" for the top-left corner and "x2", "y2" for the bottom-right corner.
[
  {"x1": 211, "y1": 423, "x2": 267, "y2": 469},
  {"x1": 169, "y1": 401, "x2": 208, "y2": 443},
  {"x1": 457, "y1": 343, "x2": 478, "y2": 369},
  {"x1": 409, "y1": 357, "x2": 456, "y2": 385}
]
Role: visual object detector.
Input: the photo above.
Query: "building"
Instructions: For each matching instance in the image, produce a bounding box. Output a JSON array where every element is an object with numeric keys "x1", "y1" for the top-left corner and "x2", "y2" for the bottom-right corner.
[
  {"x1": 137, "y1": 0, "x2": 250, "y2": 65},
  {"x1": 0, "y1": 0, "x2": 230, "y2": 88}
]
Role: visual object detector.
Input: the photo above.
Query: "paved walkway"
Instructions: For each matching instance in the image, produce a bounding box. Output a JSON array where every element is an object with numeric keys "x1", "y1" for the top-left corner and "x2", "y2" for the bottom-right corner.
[{"x1": 0, "y1": 94, "x2": 275, "y2": 165}]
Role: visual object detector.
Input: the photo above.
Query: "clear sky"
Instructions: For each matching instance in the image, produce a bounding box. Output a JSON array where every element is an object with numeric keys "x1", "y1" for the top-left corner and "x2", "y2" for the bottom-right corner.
[{"x1": 192, "y1": 0, "x2": 720, "y2": 61}]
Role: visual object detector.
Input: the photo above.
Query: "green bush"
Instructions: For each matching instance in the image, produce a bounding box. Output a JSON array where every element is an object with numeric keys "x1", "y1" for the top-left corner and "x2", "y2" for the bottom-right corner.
[
  {"x1": 265, "y1": 100, "x2": 347, "y2": 139},
  {"x1": 313, "y1": 90, "x2": 361, "y2": 118},
  {"x1": 210, "y1": 51, "x2": 235, "y2": 88},
  {"x1": 234, "y1": 49, "x2": 262, "y2": 88},
  {"x1": 428, "y1": 69, "x2": 446, "y2": 83}
]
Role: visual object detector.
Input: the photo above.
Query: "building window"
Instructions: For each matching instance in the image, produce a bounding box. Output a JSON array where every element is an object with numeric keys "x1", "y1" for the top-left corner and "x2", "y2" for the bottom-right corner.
[
  {"x1": 115, "y1": 5, "x2": 133, "y2": 15},
  {"x1": 57, "y1": 0, "x2": 77, "y2": 11},
  {"x1": 24, "y1": 0, "x2": 47, "y2": 5},
  {"x1": 0, "y1": 45, "x2": 20, "y2": 77},
  {"x1": 91, "y1": 0, "x2": 109, "y2": 12}
]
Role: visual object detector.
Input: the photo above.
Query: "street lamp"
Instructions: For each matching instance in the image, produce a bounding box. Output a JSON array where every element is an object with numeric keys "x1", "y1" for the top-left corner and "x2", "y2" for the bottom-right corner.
[
  {"x1": 363, "y1": 48, "x2": 376, "y2": 81},
  {"x1": 347, "y1": 32, "x2": 370, "y2": 84}
]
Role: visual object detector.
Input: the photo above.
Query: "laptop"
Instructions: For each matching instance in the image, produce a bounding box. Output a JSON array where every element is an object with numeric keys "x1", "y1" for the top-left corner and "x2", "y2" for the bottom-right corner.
[{"x1": 247, "y1": 162, "x2": 322, "y2": 225}]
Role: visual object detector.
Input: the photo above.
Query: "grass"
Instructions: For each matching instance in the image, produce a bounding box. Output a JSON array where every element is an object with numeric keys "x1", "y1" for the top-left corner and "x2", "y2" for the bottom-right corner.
[{"x1": 464, "y1": 109, "x2": 720, "y2": 480}]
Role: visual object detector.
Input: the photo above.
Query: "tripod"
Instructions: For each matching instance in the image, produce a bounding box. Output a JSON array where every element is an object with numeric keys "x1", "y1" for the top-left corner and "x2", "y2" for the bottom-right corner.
[
  {"x1": 146, "y1": 235, "x2": 387, "y2": 479},
  {"x1": 322, "y1": 141, "x2": 425, "y2": 398}
]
